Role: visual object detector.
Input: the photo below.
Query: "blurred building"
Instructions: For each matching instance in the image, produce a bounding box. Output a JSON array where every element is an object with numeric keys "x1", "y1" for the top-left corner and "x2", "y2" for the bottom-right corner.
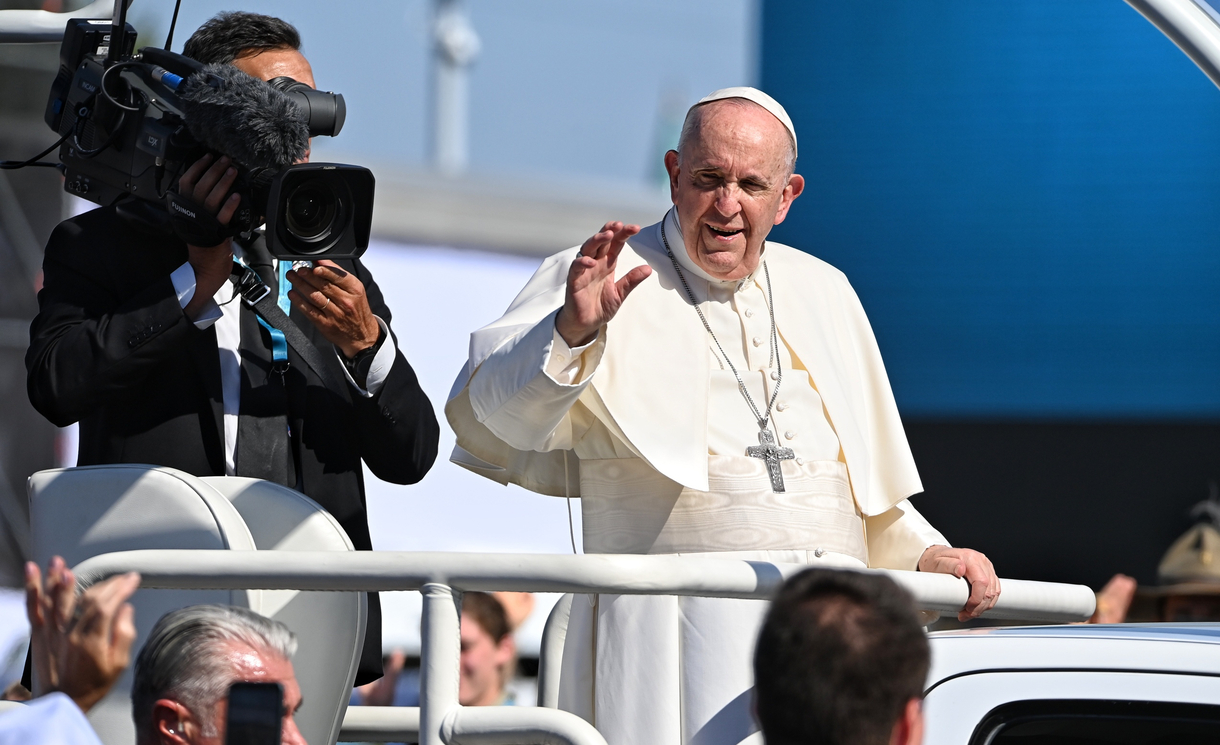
[
  {"x1": 762, "y1": 0, "x2": 1220, "y2": 589},
  {"x1": 0, "y1": 8, "x2": 61, "y2": 589}
]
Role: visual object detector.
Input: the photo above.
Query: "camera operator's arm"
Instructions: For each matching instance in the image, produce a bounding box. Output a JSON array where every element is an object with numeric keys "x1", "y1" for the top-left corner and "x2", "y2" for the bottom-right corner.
[
  {"x1": 289, "y1": 259, "x2": 440, "y2": 484},
  {"x1": 26, "y1": 155, "x2": 242, "y2": 426},
  {"x1": 175, "y1": 154, "x2": 242, "y2": 322}
]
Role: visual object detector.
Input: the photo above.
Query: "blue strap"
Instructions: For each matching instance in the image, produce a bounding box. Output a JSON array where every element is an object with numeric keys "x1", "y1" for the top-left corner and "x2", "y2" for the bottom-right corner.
[
  {"x1": 233, "y1": 255, "x2": 290, "y2": 364},
  {"x1": 255, "y1": 260, "x2": 292, "y2": 363}
]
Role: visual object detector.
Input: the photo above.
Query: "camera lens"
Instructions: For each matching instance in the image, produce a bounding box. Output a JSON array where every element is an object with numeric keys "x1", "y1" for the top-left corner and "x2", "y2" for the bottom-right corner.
[
  {"x1": 267, "y1": 76, "x2": 346, "y2": 137},
  {"x1": 266, "y1": 164, "x2": 372, "y2": 260},
  {"x1": 284, "y1": 182, "x2": 339, "y2": 246}
]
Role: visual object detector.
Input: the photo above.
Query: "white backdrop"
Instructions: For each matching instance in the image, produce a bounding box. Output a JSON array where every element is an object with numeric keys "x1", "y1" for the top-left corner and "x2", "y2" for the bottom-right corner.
[{"x1": 358, "y1": 240, "x2": 581, "y2": 654}]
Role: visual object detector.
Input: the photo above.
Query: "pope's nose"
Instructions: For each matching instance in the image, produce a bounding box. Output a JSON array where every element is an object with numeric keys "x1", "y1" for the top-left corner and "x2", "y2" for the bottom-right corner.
[{"x1": 713, "y1": 188, "x2": 742, "y2": 219}]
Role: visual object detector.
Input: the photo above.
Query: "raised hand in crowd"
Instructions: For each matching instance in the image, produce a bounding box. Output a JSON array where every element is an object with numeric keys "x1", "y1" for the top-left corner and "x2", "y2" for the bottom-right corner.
[{"x1": 24, "y1": 556, "x2": 140, "y2": 713}]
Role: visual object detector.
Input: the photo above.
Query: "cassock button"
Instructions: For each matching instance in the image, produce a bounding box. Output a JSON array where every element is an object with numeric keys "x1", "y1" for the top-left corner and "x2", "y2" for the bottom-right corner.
[
  {"x1": 814, "y1": 547, "x2": 825, "y2": 558},
  {"x1": 795, "y1": 457, "x2": 804, "y2": 465},
  {"x1": 770, "y1": 371, "x2": 779, "y2": 381},
  {"x1": 744, "y1": 307, "x2": 754, "y2": 318},
  {"x1": 752, "y1": 336, "x2": 763, "y2": 347},
  {"x1": 776, "y1": 402, "x2": 788, "y2": 412},
  {"x1": 784, "y1": 430, "x2": 796, "y2": 440}
]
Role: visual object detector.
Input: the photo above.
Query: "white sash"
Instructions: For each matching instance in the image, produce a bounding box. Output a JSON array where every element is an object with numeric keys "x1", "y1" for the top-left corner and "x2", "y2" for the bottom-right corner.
[{"x1": 578, "y1": 456, "x2": 866, "y2": 563}]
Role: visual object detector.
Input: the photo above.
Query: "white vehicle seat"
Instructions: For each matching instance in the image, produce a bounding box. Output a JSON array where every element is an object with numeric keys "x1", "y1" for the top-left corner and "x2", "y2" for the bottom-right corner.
[
  {"x1": 29, "y1": 465, "x2": 364, "y2": 745},
  {"x1": 202, "y1": 476, "x2": 365, "y2": 745},
  {"x1": 29, "y1": 465, "x2": 256, "y2": 745}
]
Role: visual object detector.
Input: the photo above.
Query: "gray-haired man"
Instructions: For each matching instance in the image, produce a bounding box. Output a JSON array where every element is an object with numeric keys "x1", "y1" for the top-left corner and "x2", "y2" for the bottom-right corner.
[{"x1": 131, "y1": 605, "x2": 305, "y2": 745}]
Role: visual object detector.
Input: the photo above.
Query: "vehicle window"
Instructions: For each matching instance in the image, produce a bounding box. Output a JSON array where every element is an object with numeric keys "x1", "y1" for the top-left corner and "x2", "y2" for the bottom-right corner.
[{"x1": 971, "y1": 700, "x2": 1220, "y2": 745}]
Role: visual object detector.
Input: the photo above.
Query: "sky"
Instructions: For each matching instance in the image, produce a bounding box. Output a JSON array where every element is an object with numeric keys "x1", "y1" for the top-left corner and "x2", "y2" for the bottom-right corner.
[{"x1": 124, "y1": 0, "x2": 758, "y2": 191}]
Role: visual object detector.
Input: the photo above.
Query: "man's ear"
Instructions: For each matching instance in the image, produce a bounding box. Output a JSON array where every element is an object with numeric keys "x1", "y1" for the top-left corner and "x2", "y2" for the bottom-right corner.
[
  {"x1": 773, "y1": 173, "x2": 805, "y2": 226},
  {"x1": 664, "y1": 150, "x2": 681, "y2": 202},
  {"x1": 494, "y1": 634, "x2": 516, "y2": 668},
  {"x1": 151, "y1": 699, "x2": 194, "y2": 745},
  {"x1": 889, "y1": 698, "x2": 924, "y2": 745}
]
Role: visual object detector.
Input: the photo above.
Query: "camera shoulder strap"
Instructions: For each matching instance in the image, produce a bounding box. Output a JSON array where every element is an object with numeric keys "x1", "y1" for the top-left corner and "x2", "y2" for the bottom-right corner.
[{"x1": 230, "y1": 262, "x2": 347, "y2": 392}]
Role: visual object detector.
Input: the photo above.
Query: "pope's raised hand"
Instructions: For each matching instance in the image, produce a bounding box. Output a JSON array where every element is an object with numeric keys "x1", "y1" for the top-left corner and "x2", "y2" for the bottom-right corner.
[{"x1": 555, "y1": 221, "x2": 653, "y2": 347}]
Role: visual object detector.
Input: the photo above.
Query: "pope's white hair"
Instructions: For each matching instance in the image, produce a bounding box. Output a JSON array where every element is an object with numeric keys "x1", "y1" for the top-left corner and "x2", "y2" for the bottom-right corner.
[
  {"x1": 131, "y1": 605, "x2": 296, "y2": 742},
  {"x1": 676, "y1": 97, "x2": 797, "y2": 175}
]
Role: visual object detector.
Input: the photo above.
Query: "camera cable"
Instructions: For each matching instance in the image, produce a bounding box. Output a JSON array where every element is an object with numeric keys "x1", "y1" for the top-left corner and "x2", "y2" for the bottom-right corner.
[
  {"x1": 72, "y1": 108, "x2": 128, "y2": 158},
  {"x1": 0, "y1": 131, "x2": 70, "y2": 170},
  {"x1": 99, "y1": 61, "x2": 146, "y2": 112}
]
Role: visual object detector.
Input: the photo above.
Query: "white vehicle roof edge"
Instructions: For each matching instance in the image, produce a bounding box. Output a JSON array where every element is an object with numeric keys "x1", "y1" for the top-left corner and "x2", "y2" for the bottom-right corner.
[{"x1": 1127, "y1": 0, "x2": 1220, "y2": 91}]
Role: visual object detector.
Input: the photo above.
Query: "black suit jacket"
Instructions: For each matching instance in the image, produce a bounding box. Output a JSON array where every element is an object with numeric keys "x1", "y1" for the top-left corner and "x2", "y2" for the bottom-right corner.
[{"x1": 26, "y1": 203, "x2": 440, "y2": 684}]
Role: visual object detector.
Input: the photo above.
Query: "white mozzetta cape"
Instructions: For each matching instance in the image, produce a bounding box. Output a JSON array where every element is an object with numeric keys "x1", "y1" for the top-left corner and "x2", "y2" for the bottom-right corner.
[{"x1": 447, "y1": 218, "x2": 922, "y2": 518}]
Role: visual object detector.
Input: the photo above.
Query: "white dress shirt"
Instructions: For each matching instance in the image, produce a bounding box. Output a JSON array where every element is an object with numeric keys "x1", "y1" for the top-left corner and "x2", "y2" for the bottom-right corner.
[{"x1": 171, "y1": 256, "x2": 396, "y2": 475}]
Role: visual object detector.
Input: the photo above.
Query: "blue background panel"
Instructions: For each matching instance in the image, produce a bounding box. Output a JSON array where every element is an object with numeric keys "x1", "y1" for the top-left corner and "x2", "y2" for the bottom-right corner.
[{"x1": 762, "y1": 1, "x2": 1220, "y2": 417}]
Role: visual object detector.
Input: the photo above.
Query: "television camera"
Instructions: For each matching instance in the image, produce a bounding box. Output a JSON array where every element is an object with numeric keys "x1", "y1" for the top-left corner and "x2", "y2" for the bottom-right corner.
[{"x1": 39, "y1": 12, "x2": 372, "y2": 259}]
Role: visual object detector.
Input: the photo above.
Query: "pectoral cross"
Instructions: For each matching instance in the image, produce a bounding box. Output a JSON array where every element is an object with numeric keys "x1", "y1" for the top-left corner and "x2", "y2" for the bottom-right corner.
[{"x1": 747, "y1": 427, "x2": 795, "y2": 493}]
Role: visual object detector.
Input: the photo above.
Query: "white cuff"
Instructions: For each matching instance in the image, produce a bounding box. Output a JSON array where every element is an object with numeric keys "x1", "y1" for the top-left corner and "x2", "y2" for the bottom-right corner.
[
  {"x1": 469, "y1": 309, "x2": 606, "y2": 451},
  {"x1": 336, "y1": 316, "x2": 396, "y2": 397},
  {"x1": 545, "y1": 326, "x2": 600, "y2": 384},
  {"x1": 171, "y1": 262, "x2": 222, "y2": 329},
  {"x1": 864, "y1": 499, "x2": 950, "y2": 571}
]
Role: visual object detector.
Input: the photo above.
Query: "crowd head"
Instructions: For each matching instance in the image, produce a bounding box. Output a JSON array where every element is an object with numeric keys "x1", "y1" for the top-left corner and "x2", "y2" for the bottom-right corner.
[
  {"x1": 132, "y1": 605, "x2": 304, "y2": 745},
  {"x1": 754, "y1": 569, "x2": 931, "y2": 745},
  {"x1": 459, "y1": 592, "x2": 517, "y2": 707}
]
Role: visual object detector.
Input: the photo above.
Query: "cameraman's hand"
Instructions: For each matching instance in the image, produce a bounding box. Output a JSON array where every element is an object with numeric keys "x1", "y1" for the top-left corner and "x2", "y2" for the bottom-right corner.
[
  {"x1": 286, "y1": 260, "x2": 381, "y2": 358},
  {"x1": 25, "y1": 556, "x2": 140, "y2": 713},
  {"x1": 177, "y1": 154, "x2": 241, "y2": 320}
]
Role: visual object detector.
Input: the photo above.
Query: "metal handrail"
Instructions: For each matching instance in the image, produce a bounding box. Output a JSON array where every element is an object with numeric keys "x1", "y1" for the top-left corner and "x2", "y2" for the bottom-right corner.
[
  {"x1": 72, "y1": 549, "x2": 1096, "y2": 744},
  {"x1": 340, "y1": 706, "x2": 421, "y2": 742},
  {"x1": 72, "y1": 549, "x2": 1095, "y2": 621}
]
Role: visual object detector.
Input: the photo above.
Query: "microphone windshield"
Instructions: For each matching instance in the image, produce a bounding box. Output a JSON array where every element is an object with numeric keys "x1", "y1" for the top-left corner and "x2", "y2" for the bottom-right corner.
[{"x1": 177, "y1": 63, "x2": 310, "y2": 170}]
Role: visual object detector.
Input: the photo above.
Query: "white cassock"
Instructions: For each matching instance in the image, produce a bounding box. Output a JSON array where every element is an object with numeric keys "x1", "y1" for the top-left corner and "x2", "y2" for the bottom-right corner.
[{"x1": 446, "y1": 208, "x2": 948, "y2": 745}]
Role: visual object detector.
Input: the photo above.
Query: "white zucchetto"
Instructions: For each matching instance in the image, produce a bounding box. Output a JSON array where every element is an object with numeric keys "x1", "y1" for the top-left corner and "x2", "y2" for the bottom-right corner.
[{"x1": 696, "y1": 86, "x2": 798, "y2": 158}]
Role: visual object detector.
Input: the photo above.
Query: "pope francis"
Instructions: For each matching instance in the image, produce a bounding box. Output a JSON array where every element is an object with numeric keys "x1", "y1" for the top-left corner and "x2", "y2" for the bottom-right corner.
[{"x1": 446, "y1": 87, "x2": 1000, "y2": 745}]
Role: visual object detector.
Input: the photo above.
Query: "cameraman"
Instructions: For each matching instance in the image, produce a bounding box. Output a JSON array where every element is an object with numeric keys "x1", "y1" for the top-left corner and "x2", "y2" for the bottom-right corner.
[{"x1": 25, "y1": 12, "x2": 440, "y2": 685}]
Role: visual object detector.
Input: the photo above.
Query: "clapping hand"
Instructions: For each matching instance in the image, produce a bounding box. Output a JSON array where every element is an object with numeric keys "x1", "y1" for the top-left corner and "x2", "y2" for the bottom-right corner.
[
  {"x1": 25, "y1": 556, "x2": 140, "y2": 713},
  {"x1": 554, "y1": 221, "x2": 653, "y2": 347},
  {"x1": 918, "y1": 545, "x2": 1001, "y2": 621}
]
